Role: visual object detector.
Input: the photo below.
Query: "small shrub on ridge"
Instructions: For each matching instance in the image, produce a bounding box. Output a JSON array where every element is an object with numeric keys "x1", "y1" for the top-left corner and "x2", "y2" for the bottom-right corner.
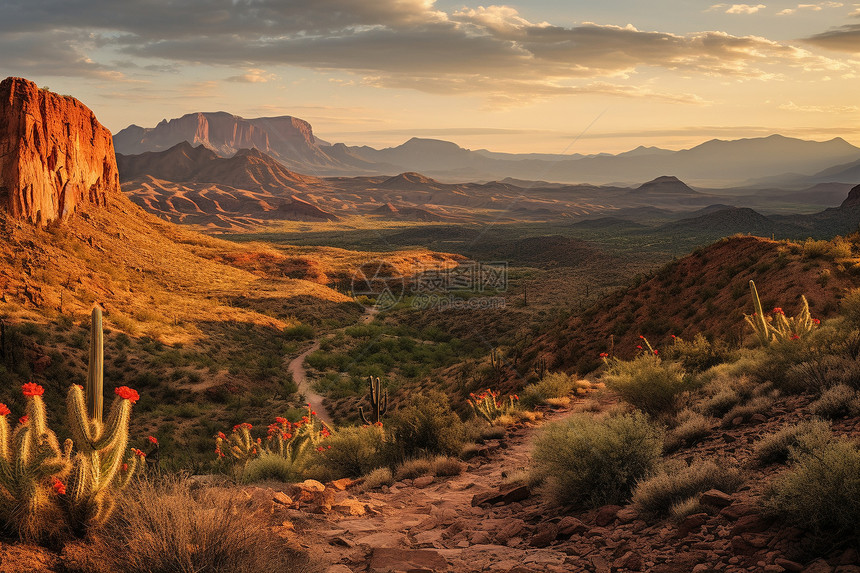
[{"x1": 633, "y1": 459, "x2": 743, "y2": 518}]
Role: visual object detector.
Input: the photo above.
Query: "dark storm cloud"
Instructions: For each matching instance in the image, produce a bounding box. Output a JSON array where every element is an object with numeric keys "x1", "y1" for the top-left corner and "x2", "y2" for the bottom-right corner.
[{"x1": 804, "y1": 24, "x2": 860, "y2": 53}]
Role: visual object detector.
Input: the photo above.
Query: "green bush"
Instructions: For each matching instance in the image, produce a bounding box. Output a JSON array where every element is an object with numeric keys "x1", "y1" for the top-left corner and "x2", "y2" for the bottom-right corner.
[
  {"x1": 765, "y1": 437, "x2": 860, "y2": 541},
  {"x1": 361, "y1": 467, "x2": 394, "y2": 490},
  {"x1": 389, "y1": 390, "x2": 465, "y2": 460},
  {"x1": 530, "y1": 411, "x2": 663, "y2": 508},
  {"x1": 633, "y1": 459, "x2": 743, "y2": 518},
  {"x1": 720, "y1": 395, "x2": 774, "y2": 428},
  {"x1": 519, "y1": 372, "x2": 580, "y2": 409},
  {"x1": 664, "y1": 334, "x2": 734, "y2": 373},
  {"x1": 753, "y1": 419, "x2": 833, "y2": 465},
  {"x1": 665, "y1": 409, "x2": 712, "y2": 452},
  {"x1": 810, "y1": 385, "x2": 860, "y2": 419},
  {"x1": 394, "y1": 458, "x2": 434, "y2": 480},
  {"x1": 242, "y1": 453, "x2": 301, "y2": 483},
  {"x1": 315, "y1": 425, "x2": 387, "y2": 479},
  {"x1": 603, "y1": 355, "x2": 691, "y2": 417}
]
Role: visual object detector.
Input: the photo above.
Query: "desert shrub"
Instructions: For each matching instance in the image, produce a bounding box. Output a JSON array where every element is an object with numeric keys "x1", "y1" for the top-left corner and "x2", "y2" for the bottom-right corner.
[
  {"x1": 530, "y1": 411, "x2": 663, "y2": 508},
  {"x1": 394, "y1": 458, "x2": 434, "y2": 480},
  {"x1": 431, "y1": 456, "x2": 464, "y2": 476},
  {"x1": 665, "y1": 409, "x2": 712, "y2": 452},
  {"x1": 801, "y1": 237, "x2": 849, "y2": 260},
  {"x1": 241, "y1": 453, "x2": 301, "y2": 483},
  {"x1": 602, "y1": 355, "x2": 691, "y2": 417},
  {"x1": 633, "y1": 459, "x2": 743, "y2": 518},
  {"x1": 720, "y1": 395, "x2": 774, "y2": 427},
  {"x1": 785, "y1": 355, "x2": 860, "y2": 393},
  {"x1": 765, "y1": 436, "x2": 860, "y2": 541},
  {"x1": 810, "y1": 385, "x2": 860, "y2": 419},
  {"x1": 389, "y1": 390, "x2": 465, "y2": 460},
  {"x1": 99, "y1": 476, "x2": 310, "y2": 573},
  {"x1": 361, "y1": 467, "x2": 394, "y2": 490},
  {"x1": 753, "y1": 419, "x2": 833, "y2": 465},
  {"x1": 670, "y1": 496, "x2": 705, "y2": 521},
  {"x1": 283, "y1": 323, "x2": 314, "y2": 341},
  {"x1": 519, "y1": 372, "x2": 582, "y2": 409},
  {"x1": 664, "y1": 334, "x2": 734, "y2": 373},
  {"x1": 842, "y1": 289, "x2": 860, "y2": 329},
  {"x1": 314, "y1": 424, "x2": 386, "y2": 479}
]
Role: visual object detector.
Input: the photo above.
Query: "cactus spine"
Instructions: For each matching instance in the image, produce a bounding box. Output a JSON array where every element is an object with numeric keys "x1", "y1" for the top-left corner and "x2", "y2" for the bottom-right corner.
[
  {"x1": 358, "y1": 376, "x2": 387, "y2": 425},
  {"x1": 63, "y1": 307, "x2": 140, "y2": 531}
]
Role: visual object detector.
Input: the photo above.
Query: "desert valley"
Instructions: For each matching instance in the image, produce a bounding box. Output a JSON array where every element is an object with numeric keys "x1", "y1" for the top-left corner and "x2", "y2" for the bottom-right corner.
[{"x1": 3, "y1": 3, "x2": 860, "y2": 572}]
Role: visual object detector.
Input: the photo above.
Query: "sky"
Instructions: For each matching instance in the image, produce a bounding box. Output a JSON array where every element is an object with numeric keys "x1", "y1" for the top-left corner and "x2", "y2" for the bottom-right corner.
[{"x1": 3, "y1": 0, "x2": 860, "y2": 154}]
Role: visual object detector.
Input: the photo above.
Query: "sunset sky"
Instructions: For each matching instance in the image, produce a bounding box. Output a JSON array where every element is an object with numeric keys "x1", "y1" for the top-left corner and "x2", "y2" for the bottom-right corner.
[{"x1": 3, "y1": 0, "x2": 860, "y2": 154}]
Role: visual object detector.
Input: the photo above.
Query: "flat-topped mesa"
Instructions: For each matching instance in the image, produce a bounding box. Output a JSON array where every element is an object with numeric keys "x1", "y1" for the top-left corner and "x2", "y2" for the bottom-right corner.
[{"x1": 0, "y1": 77, "x2": 119, "y2": 225}]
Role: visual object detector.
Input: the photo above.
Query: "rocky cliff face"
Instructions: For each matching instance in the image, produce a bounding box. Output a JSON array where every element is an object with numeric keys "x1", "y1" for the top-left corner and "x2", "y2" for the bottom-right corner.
[
  {"x1": 113, "y1": 112, "x2": 339, "y2": 171},
  {"x1": 0, "y1": 77, "x2": 119, "y2": 224}
]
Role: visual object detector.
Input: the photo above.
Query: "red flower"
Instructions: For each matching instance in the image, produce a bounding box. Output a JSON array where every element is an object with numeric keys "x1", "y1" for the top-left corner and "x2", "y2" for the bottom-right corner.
[
  {"x1": 639, "y1": 335, "x2": 644, "y2": 339},
  {"x1": 599, "y1": 352, "x2": 609, "y2": 358},
  {"x1": 670, "y1": 334, "x2": 676, "y2": 339},
  {"x1": 636, "y1": 345, "x2": 643, "y2": 350},
  {"x1": 75, "y1": 384, "x2": 83, "y2": 390},
  {"x1": 791, "y1": 334, "x2": 800, "y2": 340},
  {"x1": 18, "y1": 415, "x2": 28, "y2": 425},
  {"x1": 132, "y1": 448, "x2": 146, "y2": 458},
  {"x1": 812, "y1": 318, "x2": 821, "y2": 325},
  {"x1": 275, "y1": 417, "x2": 287, "y2": 424},
  {"x1": 311, "y1": 411, "x2": 317, "y2": 417},
  {"x1": 122, "y1": 463, "x2": 128, "y2": 473},
  {"x1": 513, "y1": 395, "x2": 519, "y2": 401},
  {"x1": 22, "y1": 383, "x2": 44, "y2": 397},
  {"x1": 773, "y1": 307, "x2": 784, "y2": 315},
  {"x1": 316, "y1": 446, "x2": 325, "y2": 452},
  {"x1": 52, "y1": 477, "x2": 66, "y2": 496},
  {"x1": 653, "y1": 350, "x2": 659, "y2": 355},
  {"x1": 148, "y1": 436, "x2": 158, "y2": 446},
  {"x1": 114, "y1": 386, "x2": 139, "y2": 403},
  {"x1": 217, "y1": 431, "x2": 227, "y2": 440},
  {"x1": 0, "y1": 404, "x2": 9, "y2": 417}
]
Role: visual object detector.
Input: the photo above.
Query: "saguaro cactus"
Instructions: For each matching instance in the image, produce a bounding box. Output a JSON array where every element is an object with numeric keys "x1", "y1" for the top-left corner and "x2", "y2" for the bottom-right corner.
[
  {"x1": 358, "y1": 376, "x2": 388, "y2": 425},
  {"x1": 63, "y1": 307, "x2": 141, "y2": 531}
]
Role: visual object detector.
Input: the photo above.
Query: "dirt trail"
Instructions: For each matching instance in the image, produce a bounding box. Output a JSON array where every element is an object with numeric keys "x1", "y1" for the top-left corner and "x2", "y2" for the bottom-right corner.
[
  {"x1": 294, "y1": 406, "x2": 581, "y2": 573},
  {"x1": 287, "y1": 306, "x2": 380, "y2": 426}
]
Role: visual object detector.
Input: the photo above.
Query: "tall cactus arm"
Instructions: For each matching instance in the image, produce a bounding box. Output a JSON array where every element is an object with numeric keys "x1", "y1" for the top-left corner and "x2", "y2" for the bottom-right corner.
[{"x1": 87, "y1": 307, "x2": 104, "y2": 424}]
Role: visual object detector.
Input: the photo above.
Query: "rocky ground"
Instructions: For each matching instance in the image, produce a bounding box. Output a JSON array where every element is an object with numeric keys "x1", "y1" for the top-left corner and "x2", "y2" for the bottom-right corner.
[
  {"x1": 264, "y1": 393, "x2": 860, "y2": 573},
  {"x1": 3, "y1": 391, "x2": 860, "y2": 573}
]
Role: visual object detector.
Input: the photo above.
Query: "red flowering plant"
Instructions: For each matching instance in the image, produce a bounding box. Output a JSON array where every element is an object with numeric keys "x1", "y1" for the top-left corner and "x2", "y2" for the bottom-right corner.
[
  {"x1": 216, "y1": 405, "x2": 331, "y2": 474},
  {"x1": 467, "y1": 388, "x2": 519, "y2": 423},
  {"x1": 744, "y1": 280, "x2": 819, "y2": 346}
]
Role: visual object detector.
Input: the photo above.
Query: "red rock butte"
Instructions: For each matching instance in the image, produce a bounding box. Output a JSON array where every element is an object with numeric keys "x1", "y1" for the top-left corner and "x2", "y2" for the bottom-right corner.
[{"x1": 0, "y1": 77, "x2": 119, "y2": 225}]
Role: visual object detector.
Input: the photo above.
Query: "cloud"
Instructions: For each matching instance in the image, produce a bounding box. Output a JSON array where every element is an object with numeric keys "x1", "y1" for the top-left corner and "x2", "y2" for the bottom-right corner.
[
  {"x1": 778, "y1": 1, "x2": 844, "y2": 14},
  {"x1": 725, "y1": 4, "x2": 767, "y2": 14},
  {"x1": 779, "y1": 100, "x2": 860, "y2": 112},
  {"x1": 225, "y1": 68, "x2": 275, "y2": 83},
  {"x1": 0, "y1": 1, "x2": 854, "y2": 105},
  {"x1": 805, "y1": 24, "x2": 860, "y2": 52}
]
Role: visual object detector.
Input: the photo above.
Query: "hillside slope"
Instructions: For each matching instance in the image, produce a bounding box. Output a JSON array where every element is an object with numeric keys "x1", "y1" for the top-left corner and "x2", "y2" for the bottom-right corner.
[{"x1": 538, "y1": 235, "x2": 858, "y2": 372}]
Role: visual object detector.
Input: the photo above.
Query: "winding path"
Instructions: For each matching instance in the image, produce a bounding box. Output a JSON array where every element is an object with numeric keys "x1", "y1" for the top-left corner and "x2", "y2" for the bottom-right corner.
[{"x1": 287, "y1": 306, "x2": 380, "y2": 425}]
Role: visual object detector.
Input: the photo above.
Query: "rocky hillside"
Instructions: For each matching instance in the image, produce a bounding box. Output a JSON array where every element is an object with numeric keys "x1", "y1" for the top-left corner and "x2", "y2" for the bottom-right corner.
[
  {"x1": 539, "y1": 235, "x2": 859, "y2": 373},
  {"x1": 0, "y1": 77, "x2": 119, "y2": 225}
]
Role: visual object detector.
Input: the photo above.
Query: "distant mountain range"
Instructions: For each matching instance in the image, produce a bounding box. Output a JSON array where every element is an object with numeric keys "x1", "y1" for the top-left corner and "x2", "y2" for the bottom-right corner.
[
  {"x1": 113, "y1": 113, "x2": 860, "y2": 187},
  {"x1": 116, "y1": 141, "x2": 860, "y2": 236}
]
